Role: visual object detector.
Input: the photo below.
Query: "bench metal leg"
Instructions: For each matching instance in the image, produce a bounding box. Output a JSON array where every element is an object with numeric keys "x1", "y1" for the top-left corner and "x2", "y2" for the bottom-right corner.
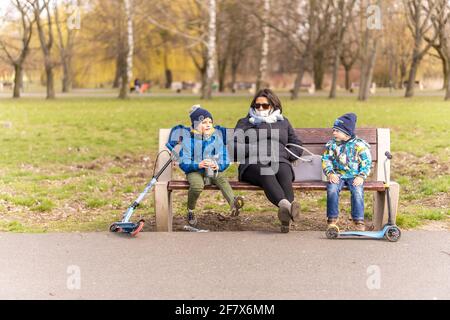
[
  {"x1": 373, "y1": 181, "x2": 400, "y2": 230},
  {"x1": 154, "y1": 181, "x2": 173, "y2": 232}
]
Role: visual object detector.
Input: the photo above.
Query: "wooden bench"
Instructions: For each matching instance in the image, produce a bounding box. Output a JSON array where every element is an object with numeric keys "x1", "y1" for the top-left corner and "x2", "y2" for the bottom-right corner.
[{"x1": 153, "y1": 128, "x2": 400, "y2": 232}]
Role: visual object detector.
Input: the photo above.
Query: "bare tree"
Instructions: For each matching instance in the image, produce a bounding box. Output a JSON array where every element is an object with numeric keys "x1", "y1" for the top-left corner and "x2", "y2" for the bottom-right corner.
[
  {"x1": 251, "y1": 0, "x2": 311, "y2": 99},
  {"x1": 329, "y1": 0, "x2": 357, "y2": 98},
  {"x1": 403, "y1": 0, "x2": 438, "y2": 98},
  {"x1": 381, "y1": 2, "x2": 412, "y2": 90},
  {"x1": 0, "y1": 0, "x2": 35, "y2": 98},
  {"x1": 423, "y1": 0, "x2": 450, "y2": 93},
  {"x1": 147, "y1": 0, "x2": 217, "y2": 99},
  {"x1": 82, "y1": 0, "x2": 125, "y2": 89},
  {"x1": 358, "y1": 0, "x2": 382, "y2": 101},
  {"x1": 425, "y1": 0, "x2": 450, "y2": 99},
  {"x1": 204, "y1": 0, "x2": 216, "y2": 99},
  {"x1": 30, "y1": 0, "x2": 56, "y2": 99},
  {"x1": 255, "y1": 0, "x2": 270, "y2": 92},
  {"x1": 158, "y1": 30, "x2": 173, "y2": 89},
  {"x1": 311, "y1": 1, "x2": 335, "y2": 91},
  {"x1": 227, "y1": 3, "x2": 255, "y2": 93},
  {"x1": 118, "y1": 0, "x2": 133, "y2": 99},
  {"x1": 340, "y1": 20, "x2": 360, "y2": 91},
  {"x1": 54, "y1": 0, "x2": 79, "y2": 93}
]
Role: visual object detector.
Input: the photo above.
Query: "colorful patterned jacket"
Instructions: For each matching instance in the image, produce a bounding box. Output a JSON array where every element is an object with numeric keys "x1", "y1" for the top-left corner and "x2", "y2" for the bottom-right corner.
[{"x1": 322, "y1": 137, "x2": 372, "y2": 179}]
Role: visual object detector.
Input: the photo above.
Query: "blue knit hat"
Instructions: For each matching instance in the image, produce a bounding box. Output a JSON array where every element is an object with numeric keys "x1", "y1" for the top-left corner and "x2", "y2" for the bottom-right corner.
[
  {"x1": 189, "y1": 105, "x2": 213, "y2": 128},
  {"x1": 333, "y1": 113, "x2": 357, "y2": 137}
]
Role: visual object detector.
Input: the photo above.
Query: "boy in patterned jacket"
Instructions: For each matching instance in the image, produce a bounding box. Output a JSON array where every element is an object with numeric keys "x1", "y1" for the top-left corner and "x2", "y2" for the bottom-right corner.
[{"x1": 322, "y1": 113, "x2": 372, "y2": 231}]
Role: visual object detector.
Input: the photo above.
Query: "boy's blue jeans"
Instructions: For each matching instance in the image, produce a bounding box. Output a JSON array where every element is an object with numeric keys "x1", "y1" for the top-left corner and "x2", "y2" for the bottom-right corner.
[{"x1": 327, "y1": 177, "x2": 364, "y2": 221}]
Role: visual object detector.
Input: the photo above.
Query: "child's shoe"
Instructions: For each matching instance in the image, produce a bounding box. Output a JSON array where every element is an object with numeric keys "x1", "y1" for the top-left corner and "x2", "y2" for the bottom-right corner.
[
  {"x1": 353, "y1": 220, "x2": 365, "y2": 231},
  {"x1": 327, "y1": 217, "x2": 339, "y2": 226},
  {"x1": 187, "y1": 209, "x2": 198, "y2": 226},
  {"x1": 230, "y1": 196, "x2": 245, "y2": 217}
]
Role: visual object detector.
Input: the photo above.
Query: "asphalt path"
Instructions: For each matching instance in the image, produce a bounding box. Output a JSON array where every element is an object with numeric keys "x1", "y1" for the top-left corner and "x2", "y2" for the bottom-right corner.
[{"x1": 0, "y1": 231, "x2": 449, "y2": 300}]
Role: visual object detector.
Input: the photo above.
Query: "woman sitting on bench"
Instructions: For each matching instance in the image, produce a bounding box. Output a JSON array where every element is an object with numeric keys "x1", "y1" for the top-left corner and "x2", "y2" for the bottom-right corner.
[{"x1": 233, "y1": 88, "x2": 303, "y2": 233}]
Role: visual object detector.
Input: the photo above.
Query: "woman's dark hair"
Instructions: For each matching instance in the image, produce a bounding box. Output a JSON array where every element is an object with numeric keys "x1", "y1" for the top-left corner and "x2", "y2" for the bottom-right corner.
[{"x1": 250, "y1": 88, "x2": 283, "y2": 113}]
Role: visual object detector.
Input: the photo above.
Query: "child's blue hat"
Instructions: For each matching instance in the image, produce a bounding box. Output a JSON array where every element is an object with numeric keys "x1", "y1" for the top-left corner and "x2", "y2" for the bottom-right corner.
[
  {"x1": 333, "y1": 113, "x2": 357, "y2": 137},
  {"x1": 189, "y1": 105, "x2": 213, "y2": 128}
]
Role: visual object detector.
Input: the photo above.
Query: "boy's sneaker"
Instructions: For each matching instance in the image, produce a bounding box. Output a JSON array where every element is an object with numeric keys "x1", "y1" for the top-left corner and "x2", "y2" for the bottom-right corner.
[
  {"x1": 278, "y1": 199, "x2": 291, "y2": 233},
  {"x1": 187, "y1": 210, "x2": 198, "y2": 227},
  {"x1": 230, "y1": 196, "x2": 245, "y2": 217},
  {"x1": 353, "y1": 220, "x2": 365, "y2": 231},
  {"x1": 327, "y1": 217, "x2": 339, "y2": 226}
]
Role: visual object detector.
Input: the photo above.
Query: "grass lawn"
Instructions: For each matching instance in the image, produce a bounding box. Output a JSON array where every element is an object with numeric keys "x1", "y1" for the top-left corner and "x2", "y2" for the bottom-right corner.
[{"x1": 0, "y1": 95, "x2": 449, "y2": 232}]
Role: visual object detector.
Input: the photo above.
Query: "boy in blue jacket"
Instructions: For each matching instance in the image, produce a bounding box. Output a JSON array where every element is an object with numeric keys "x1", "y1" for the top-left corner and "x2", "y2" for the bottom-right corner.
[
  {"x1": 179, "y1": 105, "x2": 244, "y2": 226},
  {"x1": 322, "y1": 113, "x2": 372, "y2": 231}
]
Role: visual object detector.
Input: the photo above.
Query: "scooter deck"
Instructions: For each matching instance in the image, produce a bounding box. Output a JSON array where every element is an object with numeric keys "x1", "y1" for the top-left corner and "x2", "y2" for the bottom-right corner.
[
  {"x1": 326, "y1": 224, "x2": 401, "y2": 242},
  {"x1": 110, "y1": 220, "x2": 145, "y2": 236}
]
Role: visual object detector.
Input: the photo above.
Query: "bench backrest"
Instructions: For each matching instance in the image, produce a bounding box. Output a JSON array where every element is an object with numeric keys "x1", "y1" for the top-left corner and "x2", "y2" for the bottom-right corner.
[{"x1": 157, "y1": 128, "x2": 391, "y2": 183}]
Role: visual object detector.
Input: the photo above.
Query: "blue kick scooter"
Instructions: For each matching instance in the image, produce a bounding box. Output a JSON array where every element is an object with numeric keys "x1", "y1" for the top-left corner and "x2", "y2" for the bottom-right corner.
[
  {"x1": 325, "y1": 151, "x2": 401, "y2": 242},
  {"x1": 109, "y1": 141, "x2": 180, "y2": 237}
]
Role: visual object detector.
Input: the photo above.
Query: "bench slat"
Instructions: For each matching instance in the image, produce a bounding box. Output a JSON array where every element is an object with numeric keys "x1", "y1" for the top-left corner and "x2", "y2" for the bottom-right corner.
[
  {"x1": 168, "y1": 180, "x2": 386, "y2": 191},
  {"x1": 288, "y1": 143, "x2": 378, "y2": 161},
  {"x1": 293, "y1": 128, "x2": 377, "y2": 144}
]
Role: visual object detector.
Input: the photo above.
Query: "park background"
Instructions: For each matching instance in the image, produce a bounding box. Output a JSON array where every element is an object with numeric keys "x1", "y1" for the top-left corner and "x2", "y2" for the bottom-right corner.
[{"x1": 0, "y1": 0, "x2": 448, "y2": 233}]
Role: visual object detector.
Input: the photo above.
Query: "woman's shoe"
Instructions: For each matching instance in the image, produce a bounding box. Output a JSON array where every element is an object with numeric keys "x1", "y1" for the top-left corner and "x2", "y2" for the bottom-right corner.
[
  {"x1": 290, "y1": 201, "x2": 300, "y2": 221},
  {"x1": 278, "y1": 199, "x2": 291, "y2": 233}
]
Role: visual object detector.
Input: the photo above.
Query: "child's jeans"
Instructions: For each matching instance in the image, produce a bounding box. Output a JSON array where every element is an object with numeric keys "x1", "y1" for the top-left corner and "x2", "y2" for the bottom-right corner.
[
  {"x1": 327, "y1": 177, "x2": 364, "y2": 221},
  {"x1": 187, "y1": 171, "x2": 235, "y2": 210}
]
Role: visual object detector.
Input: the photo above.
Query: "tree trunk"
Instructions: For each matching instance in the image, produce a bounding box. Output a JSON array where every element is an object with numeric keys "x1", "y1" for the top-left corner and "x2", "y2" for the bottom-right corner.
[
  {"x1": 218, "y1": 58, "x2": 227, "y2": 92},
  {"x1": 405, "y1": 57, "x2": 419, "y2": 98},
  {"x1": 202, "y1": 0, "x2": 216, "y2": 100},
  {"x1": 255, "y1": 0, "x2": 270, "y2": 93},
  {"x1": 163, "y1": 49, "x2": 172, "y2": 89},
  {"x1": 165, "y1": 69, "x2": 173, "y2": 89},
  {"x1": 291, "y1": 61, "x2": 305, "y2": 100},
  {"x1": 61, "y1": 56, "x2": 72, "y2": 93},
  {"x1": 399, "y1": 62, "x2": 406, "y2": 89},
  {"x1": 329, "y1": 44, "x2": 342, "y2": 98},
  {"x1": 113, "y1": 55, "x2": 122, "y2": 88},
  {"x1": 13, "y1": 64, "x2": 22, "y2": 98},
  {"x1": 35, "y1": 1, "x2": 55, "y2": 100},
  {"x1": 344, "y1": 65, "x2": 351, "y2": 91},
  {"x1": 444, "y1": 61, "x2": 450, "y2": 100},
  {"x1": 230, "y1": 63, "x2": 238, "y2": 93},
  {"x1": 119, "y1": 0, "x2": 133, "y2": 99},
  {"x1": 358, "y1": 39, "x2": 378, "y2": 101},
  {"x1": 45, "y1": 64, "x2": 55, "y2": 99},
  {"x1": 55, "y1": 4, "x2": 74, "y2": 94},
  {"x1": 313, "y1": 50, "x2": 325, "y2": 90},
  {"x1": 441, "y1": 56, "x2": 448, "y2": 90}
]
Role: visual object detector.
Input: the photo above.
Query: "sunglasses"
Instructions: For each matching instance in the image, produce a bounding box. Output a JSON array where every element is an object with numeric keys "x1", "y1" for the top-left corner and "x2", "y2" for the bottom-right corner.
[{"x1": 253, "y1": 103, "x2": 271, "y2": 110}]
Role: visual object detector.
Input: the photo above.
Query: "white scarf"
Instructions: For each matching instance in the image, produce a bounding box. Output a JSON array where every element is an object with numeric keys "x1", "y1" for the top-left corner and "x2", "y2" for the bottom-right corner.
[{"x1": 248, "y1": 107, "x2": 284, "y2": 124}]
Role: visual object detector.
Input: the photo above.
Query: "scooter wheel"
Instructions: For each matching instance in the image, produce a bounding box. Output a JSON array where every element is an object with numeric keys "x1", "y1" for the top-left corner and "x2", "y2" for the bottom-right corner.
[
  {"x1": 109, "y1": 223, "x2": 119, "y2": 232},
  {"x1": 130, "y1": 220, "x2": 145, "y2": 237},
  {"x1": 326, "y1": 225, "x2": 339, "y2": 239},
  {"x1": 385, "y1": 226, "x2": 401, "y2": 242}
]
